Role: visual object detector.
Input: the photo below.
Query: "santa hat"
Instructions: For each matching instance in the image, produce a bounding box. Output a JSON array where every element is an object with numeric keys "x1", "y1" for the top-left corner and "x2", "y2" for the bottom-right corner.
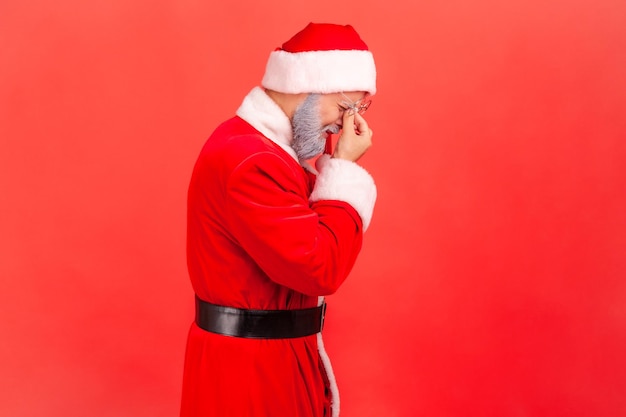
[{"x1": 261, "y1": 23, "x2": 377, "y2": 96}]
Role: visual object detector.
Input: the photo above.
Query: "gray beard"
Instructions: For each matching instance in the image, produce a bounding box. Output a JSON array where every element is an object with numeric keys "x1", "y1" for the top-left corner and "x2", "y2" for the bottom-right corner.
[{"x1": 292, "y1": 94, "x2": 339, "y2": 161}]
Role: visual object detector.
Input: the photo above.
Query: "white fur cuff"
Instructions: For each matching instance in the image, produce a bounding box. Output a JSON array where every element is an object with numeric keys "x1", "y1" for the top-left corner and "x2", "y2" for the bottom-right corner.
[{"x1": 310, "y1": 155, "x2": 377, "y2": 231}]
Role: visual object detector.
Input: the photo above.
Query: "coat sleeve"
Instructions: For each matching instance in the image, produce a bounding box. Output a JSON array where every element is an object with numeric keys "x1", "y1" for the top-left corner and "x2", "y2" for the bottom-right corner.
[{"x1": 224, "y1": 151, "x2": 370, "y2": 296}]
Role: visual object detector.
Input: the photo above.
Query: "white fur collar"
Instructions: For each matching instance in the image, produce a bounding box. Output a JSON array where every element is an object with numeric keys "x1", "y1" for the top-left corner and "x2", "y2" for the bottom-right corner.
[{"x1": 236, "y1": 87, "x2": 298, "y2": 162}]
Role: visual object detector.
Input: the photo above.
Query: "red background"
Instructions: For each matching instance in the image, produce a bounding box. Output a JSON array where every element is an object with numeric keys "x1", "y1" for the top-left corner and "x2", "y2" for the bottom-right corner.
[{"x1": 1, "y1": 1, "x2": 625, "y2": 416}]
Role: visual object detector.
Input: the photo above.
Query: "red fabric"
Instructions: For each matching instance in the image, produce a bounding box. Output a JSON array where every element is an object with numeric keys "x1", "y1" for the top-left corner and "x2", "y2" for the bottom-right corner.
[
  {"x1": 180, "y1": 116, "x2": 364, "y2": 417},
  {"x1": 279, "y1": 22, "x2": 369, "y2": 52}
]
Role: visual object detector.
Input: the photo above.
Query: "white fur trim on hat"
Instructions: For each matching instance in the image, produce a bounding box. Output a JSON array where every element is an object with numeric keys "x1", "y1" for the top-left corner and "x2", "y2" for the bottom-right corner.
[
  {"x1": 310, "y1": 154, "x2": 377, "y2": 231},
  {"x1": 262, "y1": 49, "x2": 377, "y2": 95}
]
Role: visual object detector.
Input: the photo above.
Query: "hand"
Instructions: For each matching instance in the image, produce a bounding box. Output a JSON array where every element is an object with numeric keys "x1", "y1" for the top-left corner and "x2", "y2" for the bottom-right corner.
[{"x1": 332, "y1": 111, "x2": 373, "y2": 162}]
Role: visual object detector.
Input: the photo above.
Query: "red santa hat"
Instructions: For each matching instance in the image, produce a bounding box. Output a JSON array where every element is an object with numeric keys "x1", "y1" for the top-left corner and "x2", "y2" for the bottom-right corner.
[{"x1": 261, "y1": 23, "x2": 377, "y2": 96}]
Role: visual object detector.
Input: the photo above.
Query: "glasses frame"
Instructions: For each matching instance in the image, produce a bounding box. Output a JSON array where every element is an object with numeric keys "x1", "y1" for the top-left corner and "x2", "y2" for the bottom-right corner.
[{"x1": 339, "y1": 92, "x2": 372, "y2": 115}]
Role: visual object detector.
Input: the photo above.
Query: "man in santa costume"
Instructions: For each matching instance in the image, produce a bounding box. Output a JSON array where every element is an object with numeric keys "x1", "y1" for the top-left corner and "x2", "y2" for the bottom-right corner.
[{"x1": 180, "y1": 22, "x2": 377, "y2": 417}]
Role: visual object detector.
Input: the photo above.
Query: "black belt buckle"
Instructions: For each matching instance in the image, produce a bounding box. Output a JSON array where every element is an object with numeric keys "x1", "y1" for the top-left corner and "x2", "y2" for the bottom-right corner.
[{"x1": 320, "y1": 301, "x2": 327, "y2": 332}]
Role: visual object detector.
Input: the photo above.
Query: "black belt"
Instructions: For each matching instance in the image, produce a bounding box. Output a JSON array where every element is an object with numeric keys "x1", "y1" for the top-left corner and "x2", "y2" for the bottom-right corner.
[{"x1": 195, "y1": 295, "x2": 327, "y2": 339}]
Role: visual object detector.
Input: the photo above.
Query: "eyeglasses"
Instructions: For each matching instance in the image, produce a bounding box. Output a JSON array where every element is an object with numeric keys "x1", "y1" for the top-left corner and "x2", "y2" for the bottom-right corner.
[{"x1": 338, "y1": 93, "x2": 372, "y2": 115}]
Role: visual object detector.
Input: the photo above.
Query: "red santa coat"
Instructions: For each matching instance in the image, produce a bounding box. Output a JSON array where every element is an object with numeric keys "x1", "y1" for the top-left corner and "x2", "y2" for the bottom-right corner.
[{"x1": 180, "y1": 87, "x2": 377, "y2": 417}]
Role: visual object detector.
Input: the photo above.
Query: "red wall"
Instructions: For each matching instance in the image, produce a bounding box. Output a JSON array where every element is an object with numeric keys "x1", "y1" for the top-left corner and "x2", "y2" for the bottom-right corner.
[{"x1": 1, "y1": 1, "x2": 625, "y2": 416}]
